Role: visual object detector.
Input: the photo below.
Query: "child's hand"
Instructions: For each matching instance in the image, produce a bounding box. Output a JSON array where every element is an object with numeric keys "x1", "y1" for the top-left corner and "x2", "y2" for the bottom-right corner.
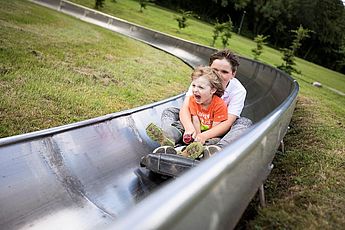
[
  {"x1": 183, "y1": 133, "x2": 194, "y2": 144},
  {"x1": 183, "y1": 128, "x2": 196, "y2": 144}
]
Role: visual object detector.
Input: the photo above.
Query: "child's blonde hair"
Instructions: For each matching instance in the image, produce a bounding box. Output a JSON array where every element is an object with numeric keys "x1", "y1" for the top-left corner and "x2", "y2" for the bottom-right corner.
[{"x1": 191, "y1": 66, "x2": 224, "y2": 97}]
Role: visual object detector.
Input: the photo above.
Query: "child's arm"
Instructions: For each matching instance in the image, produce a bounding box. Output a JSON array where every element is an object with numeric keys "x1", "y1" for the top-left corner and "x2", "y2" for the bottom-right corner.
[
  {"x1": 196, "y1": 117, "x2": 237, "y2": 144},
  {"x1": 212, "y1": 121, "x2": 221, "y2": 127},
  {"x1": 179, "y1": 95, "x2": 196, "y2": 135},
  {"x1": 192, "y1": 115, "x2": 201, "y2": 136}
]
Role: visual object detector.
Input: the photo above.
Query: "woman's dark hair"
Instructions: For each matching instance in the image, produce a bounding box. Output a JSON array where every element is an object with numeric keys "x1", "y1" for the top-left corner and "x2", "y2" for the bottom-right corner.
[{"x1": 209, "y1": 49, "x2": 240, "y2": 72}]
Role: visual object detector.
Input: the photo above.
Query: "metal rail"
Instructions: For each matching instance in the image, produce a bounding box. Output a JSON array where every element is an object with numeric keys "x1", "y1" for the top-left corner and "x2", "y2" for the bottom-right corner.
[{"x1": 0, "y1": 1, "x2": 299, "y2": 229}]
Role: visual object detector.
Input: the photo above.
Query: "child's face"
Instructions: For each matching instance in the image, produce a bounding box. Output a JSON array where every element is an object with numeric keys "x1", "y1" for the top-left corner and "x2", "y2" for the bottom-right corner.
[{"x1": 192, "y1": 76, "x2": 216, "y2": 106}]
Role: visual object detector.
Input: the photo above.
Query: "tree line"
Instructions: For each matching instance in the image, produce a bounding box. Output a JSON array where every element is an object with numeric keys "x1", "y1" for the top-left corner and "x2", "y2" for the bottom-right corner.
[{"x1": 154, "y1": 0, "x2": 345, "y2": 74}]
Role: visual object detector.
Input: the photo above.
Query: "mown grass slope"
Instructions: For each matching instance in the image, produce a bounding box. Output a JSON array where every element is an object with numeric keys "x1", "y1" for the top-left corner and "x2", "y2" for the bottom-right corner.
[
  {"x1": 1, "y1": 0, "x2": 345, "y2": 228},
  {"x1": 70, "y1": 0, "x2": 345, "y2": 93},
  {"x1": 0, "y1": 0, "x2": 191, "y2": 137}
]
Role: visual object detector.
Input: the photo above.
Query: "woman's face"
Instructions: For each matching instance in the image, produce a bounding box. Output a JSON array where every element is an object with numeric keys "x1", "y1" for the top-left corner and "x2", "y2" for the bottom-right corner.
[
  {"x1": 210, "y1": 58, "x2": 236, "y2": 87},
  {"x1": 192, "y1": 76, "x2": 216, "y2": 106}
]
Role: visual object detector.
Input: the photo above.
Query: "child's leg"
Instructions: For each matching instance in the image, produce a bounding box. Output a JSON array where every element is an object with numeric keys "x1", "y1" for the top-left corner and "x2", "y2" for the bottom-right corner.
[
  {"x1": 204, "y1": 137, "x2": 221, "y2": 145},
  {"x1": 203, "y1": 145, "x2": 222, "y2": 159},
  {"x1": 161, "y1": 107, "x2": 183, "y2": 143},
  {"x1": 153, "y1": 146, "x2": 177, "y2": 155},
  {"x1": 217, "y1": 117, "x2": 253, "y2": 148},
  {"x1": 146, "y1": 123, "x2": 175, "y2": 147},
  {"x1": 180, "y1": 142, "x2": 204, "y2": 159}
]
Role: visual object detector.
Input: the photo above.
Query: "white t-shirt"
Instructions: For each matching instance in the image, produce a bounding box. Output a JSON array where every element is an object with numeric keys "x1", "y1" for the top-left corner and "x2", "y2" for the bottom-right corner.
[{"x1": 186, "y1": 78, "x2": 246, "y2": 117}]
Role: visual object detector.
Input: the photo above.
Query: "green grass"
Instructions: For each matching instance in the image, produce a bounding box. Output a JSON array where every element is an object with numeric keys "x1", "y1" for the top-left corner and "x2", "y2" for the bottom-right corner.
[
  {"x1": 0, "y1": 0, "x2": 191, "y2": 137},
  {"x1": 70, "y1": 0, "x2": 345, "y2": 93},
  {"x1": 1, "y1": 0, "x2": 345, "y2": 228},
  {"x1": 245, "y1": 89, "x2": 345, "y2": 229}
]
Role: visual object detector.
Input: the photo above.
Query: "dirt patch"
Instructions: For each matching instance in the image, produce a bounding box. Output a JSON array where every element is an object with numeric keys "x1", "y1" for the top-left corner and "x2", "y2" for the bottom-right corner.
[{"x1": 73, "y1": 66, "x2": 120, "y2": 86}]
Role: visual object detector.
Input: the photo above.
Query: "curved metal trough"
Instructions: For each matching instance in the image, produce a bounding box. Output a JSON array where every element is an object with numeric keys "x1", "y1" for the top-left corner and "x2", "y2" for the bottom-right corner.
[{"x1": 0, "y1": 1, "x2": 299, "y2": 229}]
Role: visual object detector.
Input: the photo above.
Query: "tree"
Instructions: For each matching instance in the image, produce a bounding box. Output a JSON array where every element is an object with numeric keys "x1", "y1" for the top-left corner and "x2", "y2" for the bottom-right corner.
[
  {"x1": 210, "y1": 17, "x2": 233, "y2": 47},
  {"x1": 278, "y1": 25, "x2": 312, "y2": 75},
  {"x1": 232, "y1": 0, "x2": 250, "y2": 10},
  {"x1": 220, "y1": 18, "x2": 233, "y2": 48},
  {"x1": 139, "y1": 0, "x2": 149, "y2": 12},
  {"x1": 249, "y1": 0, "x2": 286, "y2": 36},
  {"x1": 252, "y1": 34, "x2": 269, "y2": 60},
  {"x1": 333, "y1": 39, "x2": 345, "y2": 72},
  {"x1": 95, "y1": 0, "x2": 105, "y2": 9},
  {"x1": 175, "y1": 10, "x2": 192, "y2": 31},
  {"x1": 278, "y1": 48, "x2": 297, "y2": 75},
  {"x1": 298, "y1": 0, "x2": 345, "y2": 72},
  {"x1": 212, "y1": 0, "x2": 250, "y2": 9},
  {"x1": 290, "y1": 25, "x2": 313, "y2": 54},
  {"x1": 155, "y1": 0, "x2": 345, "y2": 73},
  {"x1": 211, "y1": 20, "x2": 223, "y2": 47}
]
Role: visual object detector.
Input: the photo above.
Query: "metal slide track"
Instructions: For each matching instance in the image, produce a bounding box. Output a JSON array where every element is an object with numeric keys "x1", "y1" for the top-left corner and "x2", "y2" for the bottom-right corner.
[{"x1": 0, "y1": 1, "x2": 299, "y2": 229}]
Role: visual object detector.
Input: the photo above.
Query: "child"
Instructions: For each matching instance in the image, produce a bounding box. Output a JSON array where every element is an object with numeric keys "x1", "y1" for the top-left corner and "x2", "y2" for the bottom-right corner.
[{"x1": 146, "y1": 66, "x2": 228, "y2": 159}]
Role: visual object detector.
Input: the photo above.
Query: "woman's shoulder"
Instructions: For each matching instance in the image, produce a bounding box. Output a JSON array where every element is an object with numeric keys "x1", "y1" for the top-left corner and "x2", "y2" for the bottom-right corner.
[
  {"x1": 227, "y1": 78, "x2": 246, "y2": 94},
  {"x1": 228, "y1": 78, "x2": 245, "y2": 88}
]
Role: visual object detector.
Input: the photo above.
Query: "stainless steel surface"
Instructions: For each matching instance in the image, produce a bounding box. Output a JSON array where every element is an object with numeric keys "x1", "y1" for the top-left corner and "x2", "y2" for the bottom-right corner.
[{"x1": 0, "y1": 1, "x2": 299, "y2": 229}]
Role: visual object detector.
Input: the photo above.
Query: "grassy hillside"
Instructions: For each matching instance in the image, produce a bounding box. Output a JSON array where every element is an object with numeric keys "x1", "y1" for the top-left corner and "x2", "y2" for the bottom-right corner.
[
  {"x1": 1, "y1": 0, "x2": 345, "y2": 228},
  {"x1": 0, "y1": 0, "x2": 191, "y2": 137},
  {"x1": 71, "y1": 0, "x2": 345, "y2": 93}
]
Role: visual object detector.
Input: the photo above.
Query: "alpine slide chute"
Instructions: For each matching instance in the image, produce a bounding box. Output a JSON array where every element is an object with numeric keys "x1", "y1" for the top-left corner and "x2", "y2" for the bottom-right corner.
[{"x1": 0, "y1": 1, "x2": 299, "y2": 229}]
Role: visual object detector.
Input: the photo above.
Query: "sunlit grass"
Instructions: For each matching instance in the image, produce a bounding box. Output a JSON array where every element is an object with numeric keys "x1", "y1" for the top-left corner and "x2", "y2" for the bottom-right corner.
[
  {"x1": 0, "y1": 0, "x2": 191, "y2": 137},
  {"x1": 70, "y1": 0, "x2": 345, "y2": 93},
  {"x1": 247, "y1": 89, "x2": 345, "y2": 228}
]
